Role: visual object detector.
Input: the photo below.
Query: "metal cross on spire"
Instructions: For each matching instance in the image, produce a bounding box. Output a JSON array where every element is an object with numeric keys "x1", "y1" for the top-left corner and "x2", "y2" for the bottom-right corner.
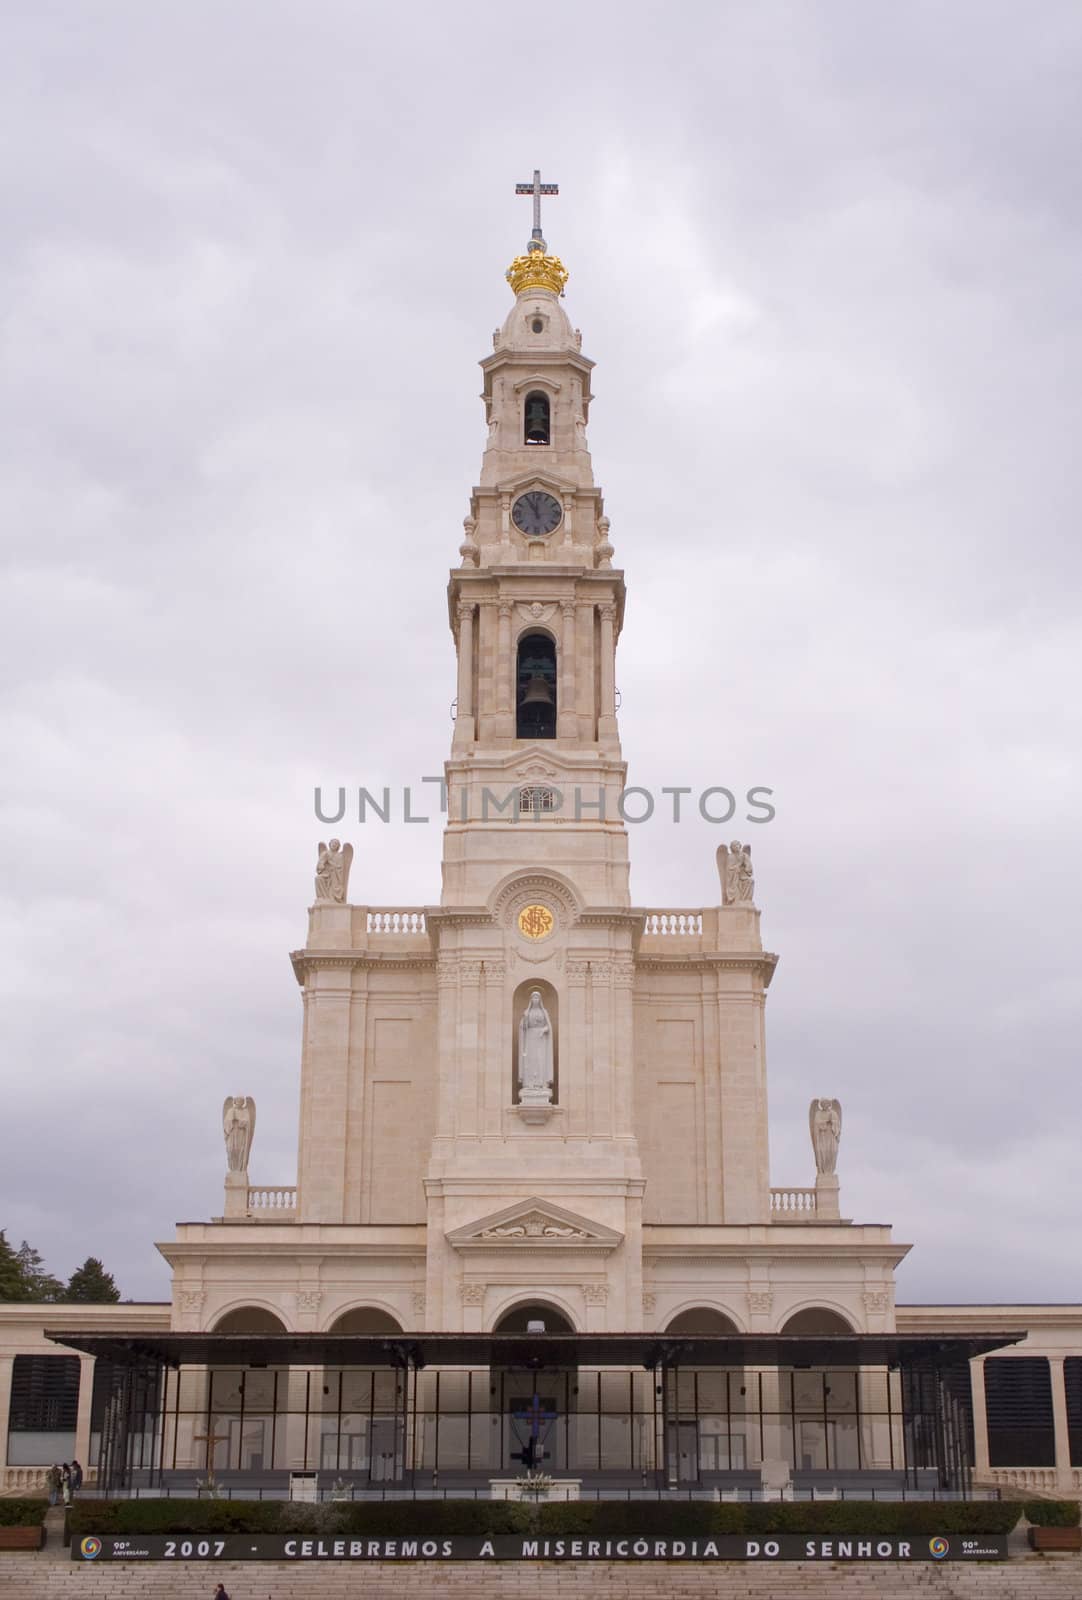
[{"x1": 515, "y1": 169, "x2": 559, "y2": 246}]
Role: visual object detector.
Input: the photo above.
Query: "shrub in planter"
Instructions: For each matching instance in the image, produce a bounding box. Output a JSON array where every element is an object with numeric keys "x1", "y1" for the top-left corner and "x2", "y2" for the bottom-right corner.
[
  {"x1": 742, "y1": 1502, "x2": 1021, "y2": 1537},
  {"x1": 0, "y1": 1500, "x2": 48, "y2": 1528},
  {"x1": 1023, "y1": 1499, "x2": 1081, "y2": 1527}
]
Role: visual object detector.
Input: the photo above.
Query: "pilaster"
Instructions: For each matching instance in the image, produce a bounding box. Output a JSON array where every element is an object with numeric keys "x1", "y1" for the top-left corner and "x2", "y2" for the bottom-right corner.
[
  {"x1": 0, "y1": 1356, "x2": 13, "y2": 1470},
  {"x1": 970, "y1": 1356, "x2": 990, "y2": 1476},
  {"x1": 74, "y1": 1354, "x2": 95, "y2": 1468},
  {"x1": 1049, "y1": 1355, "x2": 1074, "y2": 1491}
]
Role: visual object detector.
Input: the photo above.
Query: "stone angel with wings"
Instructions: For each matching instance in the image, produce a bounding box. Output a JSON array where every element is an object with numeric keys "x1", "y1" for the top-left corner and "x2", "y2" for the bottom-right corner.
[{"x1": 315, "y1": 838, "x2": 354, "y2": 903}]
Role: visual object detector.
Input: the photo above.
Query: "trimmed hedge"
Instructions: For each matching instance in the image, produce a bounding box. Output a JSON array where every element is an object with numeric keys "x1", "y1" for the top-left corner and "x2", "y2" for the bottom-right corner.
[
  {"x1": 69, "y1": 1497, "x2": 1023, "y2": 1540},
  {"x1": 1023, "y1": 1499, "x2": 1081, "y2": 1527},
  {"x1": 0, "y1": 1500, "x2": 48, "y2": 1528}
]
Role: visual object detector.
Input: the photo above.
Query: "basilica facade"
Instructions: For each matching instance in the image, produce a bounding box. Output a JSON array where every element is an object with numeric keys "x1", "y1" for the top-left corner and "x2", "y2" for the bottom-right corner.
[
  {"x1": 164, "y1": 218, "x2": 904, "y2": 1348},
  {"x1": 3, "y1": 203, "x2": 1079, "y2": 1500}
]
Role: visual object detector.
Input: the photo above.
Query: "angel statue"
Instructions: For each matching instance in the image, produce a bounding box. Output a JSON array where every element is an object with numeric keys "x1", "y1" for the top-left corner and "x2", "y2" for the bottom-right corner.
[
  {"x1": 717, "y1": 840, "x2": 755, "y2": 905},
  {"x1": 809, "y1": 1098, "x2": 842, "y2": 1176},
  {"x1": 518, "y1": 990, "x2": 554, "y2": 1103},
  {"x1": 315, "y1": 838, "x2": 353, "y2": 903},
  {"x1": 223, "y1": 1095, "x2": 256, "y2": 1173}
]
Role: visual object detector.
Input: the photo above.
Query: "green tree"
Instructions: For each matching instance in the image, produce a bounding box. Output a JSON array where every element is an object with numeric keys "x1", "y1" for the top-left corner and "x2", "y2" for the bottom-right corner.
[
  {"x1": 15, "y1": 1241, "x2": 64, "y2": 1302},
  {"x1": 63, "y1": 1257, "x2": 121, "y2": 1304},
  {"x1": 0, "y1": 1230, "x2": 32, "y2": 1301}
]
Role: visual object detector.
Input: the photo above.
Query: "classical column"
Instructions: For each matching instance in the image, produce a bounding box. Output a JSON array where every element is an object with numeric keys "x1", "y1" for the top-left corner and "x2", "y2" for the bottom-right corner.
[
  {"x1": 454, "y1": 601, "x2": 476, "y2": 744},
  {"x1": 558, "y1": 600, "x2": 577, "y2": 738},
  {"x1": 1049, "y1": 1356, "x2": 1074, "y2": 1491},
  {"x1": 497, "y1": 601, "x2": 513, "y2": 736},
  {"x1": 598, "y1": 603, "x2": 617, "y2": 740},
  {"x1": 483, "y1": 960, "x2": 506, "y2": 1136}
]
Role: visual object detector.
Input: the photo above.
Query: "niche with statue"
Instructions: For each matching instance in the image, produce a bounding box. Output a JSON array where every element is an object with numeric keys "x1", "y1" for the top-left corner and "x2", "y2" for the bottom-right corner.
[{"x1": 511, "y1": 980, "x2": 559, "y2": 1119}]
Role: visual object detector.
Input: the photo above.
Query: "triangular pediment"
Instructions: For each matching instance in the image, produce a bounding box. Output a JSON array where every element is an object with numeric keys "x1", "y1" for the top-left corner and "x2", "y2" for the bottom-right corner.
[{"x1": 446, "y1": 1197, "x2": 622, "y2": 1252}]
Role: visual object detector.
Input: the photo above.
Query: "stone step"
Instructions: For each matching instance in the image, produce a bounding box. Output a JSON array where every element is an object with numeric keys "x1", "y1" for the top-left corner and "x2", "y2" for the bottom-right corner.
[{"x1": 0, "y1": 1554, "x2": 1077, "y2": 1599}]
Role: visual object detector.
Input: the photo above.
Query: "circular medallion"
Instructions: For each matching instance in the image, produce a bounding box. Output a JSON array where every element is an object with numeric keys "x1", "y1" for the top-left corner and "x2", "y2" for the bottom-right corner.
[{"x1": 517, "y1": 904, "x2": 555, "y2": 941}]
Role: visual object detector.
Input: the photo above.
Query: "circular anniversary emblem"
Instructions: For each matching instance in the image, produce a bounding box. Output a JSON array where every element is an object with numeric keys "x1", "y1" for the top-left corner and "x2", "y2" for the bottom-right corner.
[
  {"x1": 517, "y1": 904, "x2": 555, "y2": 941},
  {"x1": 80, "y1": 1537, "x2": 102, "y2": 1560}
]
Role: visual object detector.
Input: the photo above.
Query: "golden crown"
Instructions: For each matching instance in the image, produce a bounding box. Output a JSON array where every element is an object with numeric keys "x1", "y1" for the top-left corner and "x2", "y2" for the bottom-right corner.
[{"x1": 506, "y1": 247, "x2": 569, "y2": 298}]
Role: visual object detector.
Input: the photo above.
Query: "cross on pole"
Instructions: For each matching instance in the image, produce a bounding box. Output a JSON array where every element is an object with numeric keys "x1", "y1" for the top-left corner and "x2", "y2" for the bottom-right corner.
[
  {"x1": 512, "y1": 1391, "x2": 558, "y2": 1467},
  {"x1": 193, "y1": 1422, "x2": 230, "y2": 1473},
  {"x1": 515, "y1": 169, "x2": 559, "y2": 245}
]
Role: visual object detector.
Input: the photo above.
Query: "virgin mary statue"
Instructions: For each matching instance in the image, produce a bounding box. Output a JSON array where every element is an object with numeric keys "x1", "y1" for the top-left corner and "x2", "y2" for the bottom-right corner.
[{"x1": 518, "y1": 991, "x2": 554, "y2": 1103}]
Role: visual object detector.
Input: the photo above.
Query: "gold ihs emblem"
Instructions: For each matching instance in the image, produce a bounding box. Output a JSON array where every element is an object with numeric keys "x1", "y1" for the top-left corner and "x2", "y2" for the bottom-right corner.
[{"x1": 517, "y1": 904, "x2": 554, "y2": 941}]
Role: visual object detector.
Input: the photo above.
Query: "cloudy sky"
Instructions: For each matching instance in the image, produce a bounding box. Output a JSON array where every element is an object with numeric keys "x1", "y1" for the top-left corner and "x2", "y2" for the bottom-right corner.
[{"x1": 2, "y1": 1, "x2": 1079, "y2": 1307}]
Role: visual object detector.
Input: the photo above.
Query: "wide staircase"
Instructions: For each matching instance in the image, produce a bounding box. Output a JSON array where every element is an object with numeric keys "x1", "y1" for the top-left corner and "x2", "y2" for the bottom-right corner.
[{"x1": 1, "y1": 1556, "x2": 1078, "y2": 1598}]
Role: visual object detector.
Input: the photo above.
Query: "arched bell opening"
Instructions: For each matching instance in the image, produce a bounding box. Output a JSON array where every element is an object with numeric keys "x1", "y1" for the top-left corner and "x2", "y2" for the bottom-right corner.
[
  {"x1": 516, "y1": 631, "x2": 557, "y2": 739},
  {"x1": 492, "y1": 1301, "x2": 575, "y2": 1474},
  {"x1": 511, "y1": 979, "x2": 558, "y2": 1105},
  {"x1": 524, "y1": 390, "x2": 551, "y2": 446}
]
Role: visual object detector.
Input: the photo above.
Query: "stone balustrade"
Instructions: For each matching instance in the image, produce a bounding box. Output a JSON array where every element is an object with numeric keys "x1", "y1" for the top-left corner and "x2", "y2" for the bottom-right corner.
[
  {"x1": 642, "y1": 910, "x2": 704, "y2": 936},
  {"x1": 247, "y1": 1185, "x2": 297, "y2": 1215},
  {"x1": 367, "y1": 909, "x2": 427, "y2": 934},
  {"x1": 3, "y1": 1465, "x2": 47, "y2": 1491},
  {"x1": 770, "y1": 1187, "x2": 818, "y2": 1215},
  {"x1": 982, "y1": 1465, "x2": 1073, "y2": 1491}
]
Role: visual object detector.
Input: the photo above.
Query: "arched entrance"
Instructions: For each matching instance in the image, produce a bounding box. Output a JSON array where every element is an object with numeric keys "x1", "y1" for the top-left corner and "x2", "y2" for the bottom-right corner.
[
  {"x1": 661, "y1": 1307, "x2": 743, "y2": 1484},
  {"x1": 327, "y1": 1307, "x2": 403, "y2": 1335},
  {"x1": 492, "y1": 1302, "x2": 575, "y2": 1471},
  {"x1": 203, "y1": 1307, "x2": 288, "y2": 1475},
  {"x1": 211, "y1": 1306, "x2": 287, "y2": 1334},
  {"x1": 324, "y1": 1308, "x2": 406, "y2": 1479},
  {"x1": 781, "y1": 1307, "x2": 854, "y2": 1335},
  {"x1": 665, "y1": 1307, "x2": 739, "y2": 1336}
]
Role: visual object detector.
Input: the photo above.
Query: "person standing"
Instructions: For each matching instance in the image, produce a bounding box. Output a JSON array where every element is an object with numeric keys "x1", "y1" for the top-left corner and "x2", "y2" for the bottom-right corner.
[
  {"x1": 61, "y1": 1464, "x2": 72, "y2": 1506},
  {"x1": 212, "y1": 1584, "x2": 230, "y2": 1600},
  {"x1": 69, "y1": 1459, "x2": 83, "y2": 1496},
  {"x1": 45, "y1": 1464, "x2": 61, "y2": 1506}
]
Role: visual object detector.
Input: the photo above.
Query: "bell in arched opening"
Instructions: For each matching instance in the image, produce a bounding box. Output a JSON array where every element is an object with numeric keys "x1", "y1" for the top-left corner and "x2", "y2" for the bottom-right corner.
[
  {"x1": 516, "y1": 633, "x2": 557, "y2": 739},
  {"x1": 524, "y1": 391, "x2": 551, "y2": 446}
]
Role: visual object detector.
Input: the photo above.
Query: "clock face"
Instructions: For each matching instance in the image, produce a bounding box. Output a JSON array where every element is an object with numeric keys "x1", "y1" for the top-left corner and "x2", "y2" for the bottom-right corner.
[{"x1": 512, "y1": 491, "x2": 562, "y2": 537}]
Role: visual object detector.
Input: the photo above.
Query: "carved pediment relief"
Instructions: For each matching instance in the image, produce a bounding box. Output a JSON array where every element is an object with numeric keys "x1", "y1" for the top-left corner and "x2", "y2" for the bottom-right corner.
[{"x1": 446, "y1": 1197, "x2": 622, "y2": 1253}]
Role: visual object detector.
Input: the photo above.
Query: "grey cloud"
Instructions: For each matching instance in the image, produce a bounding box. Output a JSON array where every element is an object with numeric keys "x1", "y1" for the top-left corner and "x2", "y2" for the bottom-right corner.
[{"x1": 1, "y1": 0, "x2": 1079, "y2": 1301}]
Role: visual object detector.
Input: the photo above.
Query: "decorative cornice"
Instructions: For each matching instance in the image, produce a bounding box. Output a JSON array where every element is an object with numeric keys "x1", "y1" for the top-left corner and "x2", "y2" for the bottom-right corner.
[
  {"x1": 291, "y1": 950, "x2": 437, "y2": 984},
  {"x1": 634, "y1": 953, "x2": 779, "y2": 984}
]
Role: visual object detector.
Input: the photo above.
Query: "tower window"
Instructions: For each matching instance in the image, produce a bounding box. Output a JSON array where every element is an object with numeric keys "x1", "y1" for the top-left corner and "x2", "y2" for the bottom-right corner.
[
  {"x1": 519, "y1": 785, "x2": 558, "y2": 815},
  {"x1": 531, "y1": 318, "x2": 544, "y2": 333},
  {"x1": 516, "y1": 632, "x2": 557, "y2": 739},
  {"x1": 524, "y1": 391, "x2": 551, "y2": 446}
]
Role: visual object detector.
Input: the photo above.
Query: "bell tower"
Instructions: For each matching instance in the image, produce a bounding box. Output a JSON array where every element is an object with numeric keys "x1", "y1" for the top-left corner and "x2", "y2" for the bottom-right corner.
[
  {"x1": 424, "y1": 178, "x2": 645, "y2": 1330},
  {"x1": 443, "y1": 175, "x2": 628, "y2": 912}
]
